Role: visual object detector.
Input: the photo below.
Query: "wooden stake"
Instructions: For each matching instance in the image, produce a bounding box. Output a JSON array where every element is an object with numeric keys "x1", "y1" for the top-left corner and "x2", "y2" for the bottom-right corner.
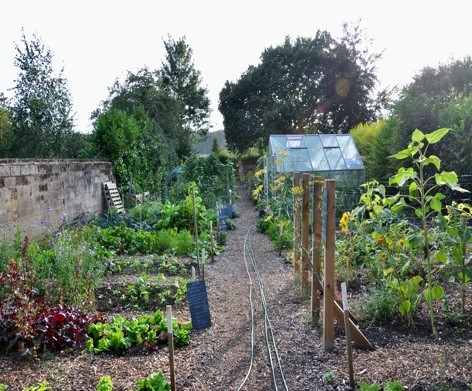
[
  {"x1": 210, "y1": 220, "x2": 215, "y2": 263},
  {"x1": 301, "y1": 173, "x2": 310, "y2": 294},
  {"x1": 341, "y1": 282, "x2": 355, "y2": 389},
  {"x1": 166, "y1": 305, "x2": 176, "y2": 391},
  {"x1": 311, "y1": 177, "x2": 323, "y2": 319},
  {"x1": 323, "y1": 179, "x2": 335, "y2": 351},
  {"x1": 293, "y1": 172, "x2": 301, "y2": 276}
]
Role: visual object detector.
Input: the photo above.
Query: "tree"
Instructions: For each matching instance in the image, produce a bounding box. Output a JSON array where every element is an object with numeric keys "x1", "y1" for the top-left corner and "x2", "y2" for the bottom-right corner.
[
  {"x1": 219, "y1": 23, "x2": 384, "y2": 152},
  {"x1": 91, "y1": 106, "x2": 167, "y2": 198},
  {"x1": 160, "y1": 35, "x2": 211, "y2": 136},
  {"x1": 388, "y1": 57, "x2": 472, "y2": 180},
  {"x1": 0, "y1": 95, "x2": 13, "y2": 157},
  {"x1": 95, "y1": 67, "x2": 190, "y2": 163},
  {"x1": 9, "y1": 32, "x2": 75, "y2": 158},
  {"x1": 350, "y1": 120, "x2": 394, "y2": 181}
]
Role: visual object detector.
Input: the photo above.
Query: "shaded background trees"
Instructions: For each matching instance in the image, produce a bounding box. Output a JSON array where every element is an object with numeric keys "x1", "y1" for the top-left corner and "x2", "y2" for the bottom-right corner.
[
  {"x1": 350, "y1": 57, "x2": 472, "y2": 192},
  {"x1": 219, "y1": 23, "x2": 385, "y2": 152}
]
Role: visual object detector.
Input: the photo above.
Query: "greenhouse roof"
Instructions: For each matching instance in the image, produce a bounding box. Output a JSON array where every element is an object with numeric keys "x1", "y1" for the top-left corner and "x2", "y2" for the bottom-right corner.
[{"x1": 268, "y1": 134, "x2": 364, "y2": 173}]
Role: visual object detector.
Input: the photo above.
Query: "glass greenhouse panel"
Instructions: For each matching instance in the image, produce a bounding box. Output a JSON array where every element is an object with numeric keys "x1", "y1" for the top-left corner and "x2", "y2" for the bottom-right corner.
[
  {"x1": 320, "y1": 134, "x2": 339, "y2": 147},
  {"x1": 267, "y1": 134, "x2": 365, "y2": 189}
]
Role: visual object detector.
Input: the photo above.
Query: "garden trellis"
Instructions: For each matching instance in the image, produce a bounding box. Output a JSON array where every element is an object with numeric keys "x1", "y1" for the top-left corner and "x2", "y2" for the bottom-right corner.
[{"x1": 266, "y1": 134, "x2": 366, "y2": 213}]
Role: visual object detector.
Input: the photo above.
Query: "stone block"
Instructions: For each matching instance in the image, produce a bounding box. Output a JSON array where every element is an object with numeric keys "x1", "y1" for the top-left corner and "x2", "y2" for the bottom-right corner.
[{"x1": 0, "y1": 165, "x2": 10, "y2": 176}]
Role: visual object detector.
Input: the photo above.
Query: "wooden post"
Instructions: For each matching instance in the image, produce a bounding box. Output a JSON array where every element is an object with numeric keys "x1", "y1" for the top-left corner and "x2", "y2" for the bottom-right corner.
[
  {"x1": 166, "y1": 305, "x2": 176, "y2": 391},
  {"x1": 192, "y1": 187, "x2": 200, "y2": 277},
  {"x1": 341, "y1": 282, "x2": 355, "y2": 389},
  {"x1": 201, "y1": 248, "x2": 206, "y2": 281},
  {"x1": 323, "y1": 179, "x2": 336, "y2": 351},
  {"x1": 210, "y1": 220, "x2": 215, "y2": 263},
  {"x1": 301, "y1": 173, "x2": 310, "y2": 293},
  {"x1": 311, "y1": 176, "x2": 323, "y2": 319},
  {"x1": 293, "y1": 172, "x2": 301, "y2": 276}
]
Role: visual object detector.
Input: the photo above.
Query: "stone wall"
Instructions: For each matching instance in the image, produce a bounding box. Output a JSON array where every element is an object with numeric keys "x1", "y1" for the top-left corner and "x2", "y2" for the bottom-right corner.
[{"x1": 0, "y1": 159, "x2": 114, "y2": 240}]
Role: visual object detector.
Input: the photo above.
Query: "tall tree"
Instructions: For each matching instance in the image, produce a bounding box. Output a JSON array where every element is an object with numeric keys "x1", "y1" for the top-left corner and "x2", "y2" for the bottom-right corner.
[
  {"x1": 92, "y1": 68, "x2": 187, "y2": 197},
  {"x1": 9, "y1": 32, "x2": 75, "y2": 158},
  {"x1": 0, "y1": 94, "x2": 13, "y2": 156},
  {"x1": 390, "y1": 57, "x2": 472, "y2": 152},
  {"x1": 219, "y1": 23, "x2": 384, "y2": 152},
  {"x1": 160, "y1": 35, "x2": 211, "y2": 136}
]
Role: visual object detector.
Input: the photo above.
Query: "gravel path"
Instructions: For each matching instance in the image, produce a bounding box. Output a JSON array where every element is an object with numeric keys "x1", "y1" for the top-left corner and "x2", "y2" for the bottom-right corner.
[{"x1": 175, "y1": 186, "x2": 329, "y2": 390}]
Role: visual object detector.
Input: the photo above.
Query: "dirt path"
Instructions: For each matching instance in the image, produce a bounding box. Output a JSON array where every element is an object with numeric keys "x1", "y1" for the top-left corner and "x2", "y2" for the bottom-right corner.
[{"x1": 175, "y1": 187, "x2": 329, "y2": 390}]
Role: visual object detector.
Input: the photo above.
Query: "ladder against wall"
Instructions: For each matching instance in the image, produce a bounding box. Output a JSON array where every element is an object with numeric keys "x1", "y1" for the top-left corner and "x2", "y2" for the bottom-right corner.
[{"x1": 103, "y1": 182, "x2": 125, "y2": 213}]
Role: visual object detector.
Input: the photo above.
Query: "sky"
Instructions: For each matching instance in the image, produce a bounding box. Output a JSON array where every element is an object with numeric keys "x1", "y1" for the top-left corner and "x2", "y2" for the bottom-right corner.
[{"x1": 1, "y1": 1, "x2": 471, "y2": 134}]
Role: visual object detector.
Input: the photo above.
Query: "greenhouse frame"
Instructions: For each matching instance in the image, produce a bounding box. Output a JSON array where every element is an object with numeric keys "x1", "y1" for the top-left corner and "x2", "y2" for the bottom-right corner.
[{"x1": 266, "y1": 134, "x2": 366, "y2": 211}]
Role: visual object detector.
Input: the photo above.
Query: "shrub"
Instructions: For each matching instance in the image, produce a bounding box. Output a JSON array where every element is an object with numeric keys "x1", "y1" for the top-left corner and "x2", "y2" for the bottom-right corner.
[{"x1": 355, "y1": 285, "x2": 399, "y2": 325}]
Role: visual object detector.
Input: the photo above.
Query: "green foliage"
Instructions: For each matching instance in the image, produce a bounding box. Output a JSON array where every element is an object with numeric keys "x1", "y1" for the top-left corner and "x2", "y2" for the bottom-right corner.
[
  {"x1": 0, "y1": 104, "x2": 13, "y2": 157},
  {"x1": 387, "y1": 128, "x2": 469, "y2": 334},
  {"x1": 160, "y1": 183, "x2": 211, "y2": 233},
  {"x1": 160, "y1": 35, "x2": 211, "y2": 137},
  {"x1": 8, "y1": 32, "x2": 76, "y2": 158},
  {"x1": 170, "y1": 153, "x2": 235, "y2": 209},
  {"x1": 358, "y1": 381, "x2": 380, "y2": 391},
  {"x1": 135, "y1": 372, "x2": 170, "y2": 391},
  {"x1": 257, "y1": 214, "x2": 293, "y2": 251},
  {"x1": 350, "y1": 120, "x2": 395, "y2": 181},
  {"x1": 436, "y1": 202, "x2": 472, "y2": 314},
  {"x1": 387, "y1": 275, "x2": 423, "y2": 326},
  {"x1": 86, "y1": 310, "x2": 191, "y2": 354},
  {"x1": 27, "y1": 228, "x2": 109, "y2": 308},
  {"x1": 388, "y1": 57, "x2": 472, "y2": 181},
  {"x1": 384, "y1": 381, "x2": 404, "y2": 391},
  {"x1": 22, "y1": 383, "x2": 51, "y2": 391},
  {"x1": 358, "y1": 380, "x2": 403, "y2": 391},
  {"x1": 356, "y1": 286, "x2": 399, "y2": 325},
  {"x1": 220, "y1": 22, "x2": 384, "y2": 152},
  {"x1": 96, "y1": 375, "x2": 113, "y2": 391},
  {"x1": 128, "y1": 201, "x2": 162, "y2": 225},
  {"x1": 91, "y1": 106, "x2": 167, "y2": 200}
]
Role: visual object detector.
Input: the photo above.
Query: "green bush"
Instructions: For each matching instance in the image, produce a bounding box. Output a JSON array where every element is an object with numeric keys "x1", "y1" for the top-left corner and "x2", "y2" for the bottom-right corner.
[{"x1": 356, "y1": 285, "x2": 399, "y2": 325}]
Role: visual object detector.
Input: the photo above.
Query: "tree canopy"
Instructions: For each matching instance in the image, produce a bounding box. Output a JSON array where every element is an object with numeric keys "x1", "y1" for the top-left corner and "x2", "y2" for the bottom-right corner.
[
  {"x1": 91, "y1": 36, "x2": 211, "y2": 199},
  {"x1": 7, "y1": 32, "x2": 76, "y2": 158},
  {"x1": 219, "y1": 23, "x2": 384, "y2": 152},
  {"x1": 160, "y1": 35, "x2": 211, "y2": 137},
  {"x1": 388, "y1": 57, "x2": 472, "y2": 177}
]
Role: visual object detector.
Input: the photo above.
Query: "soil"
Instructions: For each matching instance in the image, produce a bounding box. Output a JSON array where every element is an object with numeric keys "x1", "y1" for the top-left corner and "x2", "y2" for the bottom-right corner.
[{"x1": 0, "y1": 185, "x2": 471, "y2": 390}]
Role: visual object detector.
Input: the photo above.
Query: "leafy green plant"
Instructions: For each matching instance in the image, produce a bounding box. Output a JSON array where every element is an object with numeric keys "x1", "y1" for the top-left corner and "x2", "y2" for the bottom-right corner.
[
  {"x1": 135, "y1": 372, "x2": 170, "y2": 391},
  {"x1": 436, "y1": 202, "x2": 472, "y2": 314},
  {"x1": 358, "y1": 381, "x2": 380, "y2": 391},
  {"x1": 86, "y1": 310, "x2": 191, "y2": 354},
  {"x1": 27, "y1": 227, "x2": 110, "y2": 309},
  {"x1": 387, "y1": 128, "x2": 469, "y2": 334},
  {"x1": 96, "y1": 375, "x2": 113, "y2": 391},
  {"x1": 356, "y1": 285, "x2": 399, "y2": 324},
  {"x1": 22, "y1": 382, "x2": 51, "y2": 391},
  {"x1": 384, "y1": 380, "x2": 404, "y2": 391},
  {"x1": 387, "y1": 275, "x2": 423, "y2": 326},
  {"x1": 321, "y1": 369, "x2": 335, "y2": 383}
]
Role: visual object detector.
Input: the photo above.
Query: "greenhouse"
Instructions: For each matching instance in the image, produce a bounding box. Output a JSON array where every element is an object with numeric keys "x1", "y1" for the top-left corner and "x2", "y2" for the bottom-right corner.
[
  {"x1": 267, "y1": 134, "x2": 365, "y2": 186},
  {"x1": 266, "y1": 134, "x2": 365, "y2": 212}
]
